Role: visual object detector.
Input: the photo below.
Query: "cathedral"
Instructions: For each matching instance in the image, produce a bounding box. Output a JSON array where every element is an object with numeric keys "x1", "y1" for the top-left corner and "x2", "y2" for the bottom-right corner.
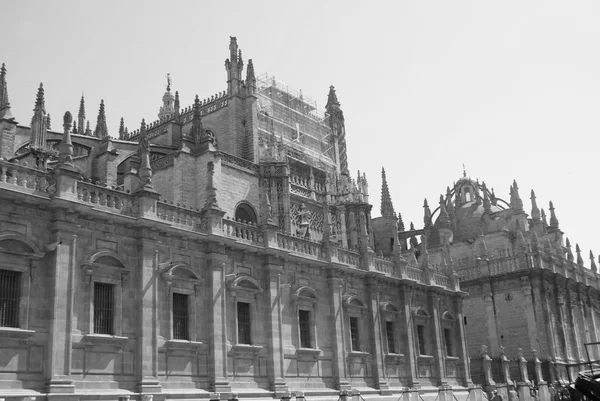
[{"x1": 0, "y1": 38, "x2": 475, "y2": 401}]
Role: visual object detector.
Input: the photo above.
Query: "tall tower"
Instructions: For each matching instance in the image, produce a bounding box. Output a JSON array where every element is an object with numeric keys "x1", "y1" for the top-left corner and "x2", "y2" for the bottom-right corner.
[
  {"x1": 225, "y1": 37, "x2": 244, "y2": 97},
  {"x1": 158, "y1": 73, "x2": 175, "y2": 119}
]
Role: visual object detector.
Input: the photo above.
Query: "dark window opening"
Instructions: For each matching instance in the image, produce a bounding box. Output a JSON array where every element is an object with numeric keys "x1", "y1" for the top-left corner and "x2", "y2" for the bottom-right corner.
[
  {"x1": 299, "y1": 310, "x2": 312, "y2": 348},
  {"x1": 237, "y1": 302, "x2": 251, "y2": 344},
  {"x1": 444, "y1": 328, "x2": 453, "y2": 357},
  {"x1": 172, "y1": 293, "x2": 189, "y2": 340},
  {"x1": 94, "y1": 282, "x2": 114, "y2": 335},
  {"x1": 417, "y1": 324, "x2": 427, "y2": 355},
  {"x1": 350, "y1": 316, "x2": 360, "y2": 351},
  {"x1": 390, "y1": 238, "x2": 394, "y2": 251},
  {"x1": 235, "y1": 203, "x2": 257, "y2": 224},
  {"x1": 386, "y1": 321, "x2": 396, "y2": 353},
  {"x1": 0, "y1": 270, "x2": 21, "y2": 328}
]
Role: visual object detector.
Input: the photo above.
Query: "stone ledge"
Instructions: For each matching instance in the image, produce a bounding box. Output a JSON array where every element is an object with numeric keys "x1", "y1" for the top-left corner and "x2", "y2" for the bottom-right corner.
[
  {"x1": 231, "y1": 344, "x2": 263, "y2": 356},
  {"x1": 296, "y1": 347, "x2": 322, "y2": 359},
  {"x1": 0, "y1": 327, "x2": 35, "y2": 339},
  {"x1": 82, "y1": 334, "x2": 129, "y2": 345},
  {"x1": 384, "y1": 352, "x2": 405, "y2": 363},
  {"x1": 164, "y1": 339, "x2": 204, "y2": 349}
]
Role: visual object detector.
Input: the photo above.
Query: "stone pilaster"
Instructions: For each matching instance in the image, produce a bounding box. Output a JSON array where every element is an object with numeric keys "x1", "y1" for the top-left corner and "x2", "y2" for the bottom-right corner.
[
  {"x1": 453, "y1": 296, "x2": 473, "y2": 387},
  {"x1": 264, "y1": 261, "x2": 288, "y2": 395},
  {"x1": 429, "y1": 293, "x2": 447, "y2": 386},
  {"x1": 136, "y1": 237, "x2": 161, "y2": 394},
  {"x1": 45, "y1": 219, "x2": 77, "y2": 393},
  {"x1": 400, "y1": 288, "x2": 419, "y2": 388},
  {"x1": 481, "y1": 284, "x2": 500, "y2": 354},
  {"x1": 366, "y1": 277, "x2": 390, "y2": 394},
  {"x1": 207, "y1": 247, "x2": 231, "y2": 392},
  {"x1": 328, "y1": 276, "x2": 350, "y2": 390}
]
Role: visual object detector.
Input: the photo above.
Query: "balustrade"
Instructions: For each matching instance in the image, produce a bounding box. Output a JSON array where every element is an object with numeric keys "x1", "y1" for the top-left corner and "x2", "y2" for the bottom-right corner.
[
  {"x1": 277, "y1": 232, "x2": 324, "y2": 259},
  {"x1": 374, "y1": 257, "x2": 396, "y2": 276},
  {"x1": 156, "y1": 201, "x2": 204, "y2": 231},
  {"x1": 405, "y1": 266, "x2": 425, "y2": 282},
  {"x1": 222, "y1": 217, "x2": 262, "y2": 244},
  {"x1": 77, "y1": 180, "x2": 133, "y2": 214},
  {"x1": 337, "y1": 248, "x2": 361, "y2": 268},
  {"x1": 0, "y1": 160, "x2": 56, "y2": 196}
]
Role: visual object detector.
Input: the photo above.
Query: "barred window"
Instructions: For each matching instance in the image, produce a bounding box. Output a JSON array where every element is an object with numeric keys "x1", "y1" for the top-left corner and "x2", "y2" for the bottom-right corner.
[
  {"x1": 93, "y1": 282, "x2": 114, "y2": 335},
  {"x1": 444, "y1": 328, "x2": 453, "y2": 357},
  {"x1": 417, "y1": 324, "x2": 427, "y2": 355},
  {"x1": 0, "y1": 269, "x2": 21, "y2": 328},
  {"x1": 237, "y1": 302, "x2": 251, "y2": 344},
  {"x1": 299, "y1": 310, "x2": 312, "y2": 348},
  {"x1": 349, "y1": 316, "x2": 360, "y2": 351},
  {"x1": 386, "y1": 321, "x2": 396, "y2": 353},
  {"x1": 172, "y1": 293, "x2": 189, "y2": 340}
]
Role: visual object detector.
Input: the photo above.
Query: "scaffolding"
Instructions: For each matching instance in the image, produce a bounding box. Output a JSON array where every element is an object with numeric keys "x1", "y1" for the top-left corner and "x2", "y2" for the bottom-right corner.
[{"x1": 256, "y1": 73, "x2": 335, "y2": 165}]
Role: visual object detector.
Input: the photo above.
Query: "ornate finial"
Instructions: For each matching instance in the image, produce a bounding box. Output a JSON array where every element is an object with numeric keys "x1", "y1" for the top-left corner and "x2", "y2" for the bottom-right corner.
[
  {"x1": 118, "y1": 117, "x2": 125, "y2": 139},
  {"x1": 46, "y1": 113, "x2": 51, "y2": 130},
  {"x1": 380, "y1": 167, "x2": 395, "y2": 218},
  {"x1": 410, "y1": 221, "x2": 415, "y2": 231},
  {"x1": 58, "y1": 111, "x2": 74, "y2": 166},
  {"x1": 398, "y1": 212, "x2": 405, "y2": 231},
  {"x1": 174, "y1": 91, "x2": 180, "y2": 111},
  {"x1": 590, "y1": 251, "x2": 598, "y2": 272},
  {"x1": 246, "y1": 59, "x2": 256, "y2": 95},
  {"x1": 439, "y1": 194, "x2": 450, "y2": 228},
  {"x1": 34, "y1": 83, "x2": 45, "y2": 111},
  {"x1": 0, "y1": 62, "x2": 11, "y2": 119},
  {"x1": 482, "y1": 181, "x2": 491, "y2": 212},
  {"x1": 565, "y1": 238, "x2": 574, "y2": 262},
  {"x1": 462, "y1": 163, "x2": 466, "y2": 178},
  {"x1": 138, "y1": 119, "x2": 152, "y2": 188},
  {"x1": 510, "y1": 179, "x2": 523, "y2": 211},
  {"x1": 549, "y1": 201, "x2": 559, "y2": 228},
  {"x1": 85, "y1": 120, "x2": 91, "y2": 135},
  {"x1": 423, "y1": 198, "x2": 432, "y2": 227},
  {"x1": 541, "y1": 208, "x2": 548, "y2": 226},
  {"x1": 78, "y1": 95, "x2": 85, "y2": 134},
  {"x1": 166, "y1": 73, "x2": 171, "y2": 92},
  {"x1": 72, "y1": 120, "x2": 77, "y2": 133},
  {"x1": 94, "y1": 99, "x2": 108, "y2": 138},
  {"x1": 325, "y1": 85, "x2": 340, "y2": 111},
  {"x1": 530, "y1": 189, "x2": 540, "y2": 221}
]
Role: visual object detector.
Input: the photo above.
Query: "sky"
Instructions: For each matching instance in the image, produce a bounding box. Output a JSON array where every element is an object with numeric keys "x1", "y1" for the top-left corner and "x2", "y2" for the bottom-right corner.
[{"x1": 3, "y1": 0, "x2": 600, "y2": 265}]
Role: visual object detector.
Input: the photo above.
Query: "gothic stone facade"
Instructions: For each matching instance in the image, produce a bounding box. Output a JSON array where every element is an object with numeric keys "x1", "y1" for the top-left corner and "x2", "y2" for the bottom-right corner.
[
  {"x1": 0, "y1": 38, "x2": 475, "y2": 401},
  {"x1": 384, "y1": 174, "x2": 600, "y2": 385}
]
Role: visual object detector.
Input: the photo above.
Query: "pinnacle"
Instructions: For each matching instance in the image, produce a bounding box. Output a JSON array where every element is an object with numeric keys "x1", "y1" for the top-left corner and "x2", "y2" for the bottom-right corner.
[
  {"x1": 34, "y1": 83, "x2": 45, "y2": 111},
  {"x1": 380, "y1": 166, "x2": 395, "y2": 218}
]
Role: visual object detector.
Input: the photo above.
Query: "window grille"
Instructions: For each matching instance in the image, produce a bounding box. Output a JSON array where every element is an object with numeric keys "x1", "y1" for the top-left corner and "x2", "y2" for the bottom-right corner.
[
  {"x1": 417, "y1": 324, "x2": 427, "y2": 355},
  {"x1": 444, "y1": 328, "x2": 453, "y2": 357},
  {"x1": 0, "y1": 269, "x2": 21, "y2": 328},
  {"x1": 299, "y1": 310, "x2": 311, "y2": 348},
  {"x1": 172, "y1": 293, "x2": 189, "y2": 340},
  {"x1": 386, "y1": 321, "x2": 396, "y2": 353},
  {"x1": 349, "y1": 316, "x2": 360, "y2": 351},
  {"x1": 237, "y1": 302, "x2": 251, "y2": 344},
  {"x1": 93, "y1": 282, "x2": 114, "y2": 335}
]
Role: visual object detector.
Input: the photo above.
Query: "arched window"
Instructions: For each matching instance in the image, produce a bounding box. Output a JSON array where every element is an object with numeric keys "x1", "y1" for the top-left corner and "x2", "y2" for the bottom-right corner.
[{"x1": 235, "y1": 202, "x2": 257, "y2": 224}]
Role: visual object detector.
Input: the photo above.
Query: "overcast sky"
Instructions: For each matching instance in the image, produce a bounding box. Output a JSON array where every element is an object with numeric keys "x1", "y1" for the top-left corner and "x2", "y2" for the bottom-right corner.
[{"x1": 3, "y1": 0, "x2": 599, "y2": 265}]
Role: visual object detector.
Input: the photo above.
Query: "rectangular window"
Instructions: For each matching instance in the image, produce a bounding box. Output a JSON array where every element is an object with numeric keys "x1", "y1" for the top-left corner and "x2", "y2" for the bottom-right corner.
[
  {"x1": 386, "y1": 321, "x2": 396, "y2": 353},
  {"x1": 237, "y1": 302, "x2": 251, "y2": 344},
  {"x1": 93, "y1": 282, "x2": 114, "y2": 335},
  {"x1": 299, "y1": 310, "x2": 312, "y2": 348},
  {"x1": 172, "y1": 293, "x2": 189, "y2": 340},
  {"x1": 0, "y1": 269, "x2": 21, "y2": 328},
  {"x1": 444, "y1": 328, "x2": 453, "y2": 357},
  {"x1": 417, "y1": 324, "x2": 427, "y2": 355},
  {"x1": 349, "y1": 316, "x2": 360, "y2": 351}
]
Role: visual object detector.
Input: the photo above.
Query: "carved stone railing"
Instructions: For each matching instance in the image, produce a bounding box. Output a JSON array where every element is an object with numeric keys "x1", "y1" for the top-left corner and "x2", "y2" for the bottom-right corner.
[
  {"x1": 77, "y1": 180, "x2": 133, "y2": 214},
  {"x1": 156, "y1": 201, "x2": 204, "y2": 231},
  {"x1": 432, "y1": 272, "x2": 450, "y2": 288},
  {"x1": 457, "y1": 264, "x2": 481, "y2": 281},
  {"x1": 405, "y1": 266, "x2": 424, "y2": 283},
  {"x1": 338, "y1": 248, "x2": 361, "y2": 268},
  {"x1": 222, "y1": 217, "x2": 262, "y2": 245},
  {"x1": 0, "y1": 160, "x2": 56, "y2": 196},
  {"x1": 374, "y1": 257, "x2": 396, "y2": 276},
  {"x1": 219, "y1": 152, "x2": 259, "y2": 173},
  {"x1": 488, "y1": 256, "x2": 521, "y2": 276},
  {"x1": 277, "y1": 233, "x2": 324, "y2": 259}
]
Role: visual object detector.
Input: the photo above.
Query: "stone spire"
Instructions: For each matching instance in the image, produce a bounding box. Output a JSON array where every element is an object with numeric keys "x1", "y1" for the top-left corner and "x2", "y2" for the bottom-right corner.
[
  {"x1": 138, "y1": 119, "x2": 152, "y2": 188},
  {"x1": 565, "y1": 238, "x2": 574, "y2": 262},
  {"x1": 380, "y1": 167, "x2": 395, "y2": 218},
  {"x1": 591, "y1": 251, "x2": 598, "y2": 273},
  {"x1": 548, "y1": 201, "x2": 560, "y2": 230},
  {"x1": 423, "y1": 198, "x2": 432, "y2": 228},
  {"x1": 482, "y1": 182, "x2": 491, "y2": 213},
  {"x1": 94, "y1": 99, "x2": 108, "y2": 138},
  {"x1": 446, "y1": 186, "x2": 455, "y2": 217},
  {"x1": 326, "y1": 85, "x2": 348, "y2": 176},
  {"x1": 0, "y1": 63, "x2": 13, "y2": 120},
  {"x1": 58, "y1": 111, "x2": 74, "y2": 166},
  {"x1": 191, "y1": 94, "x2": 204, "y2": 147},
  {"x1": 46, "y1": 113, "x2": 51, "y2": 130},
  {"x1": 439, "y1": 194, "x2": 451, "y2": 228},
  {"x1": 541, "y1": 208, "x2": 548, "y2": 227},
  {"x1": 118, "y1": 117, "x2": 125, "y2": 139},
  {"x1": 72, "y1": 120, "x2": 77, "y2": 134},
  {"x1": 78, "y1": 95, "x2": 85, "y2": 134},
  {"x1": 85, "y1": 120, "x2": 92, "y2": 136},
  {"x1": 510, "y1": 179, "x2": 523, "y2": 211},
  {"x1": 30, "y1": 83, "x2": 47, "y2": 149},
  {"x1": 576, "y1": 243, "x2": 584, "y2": 266},
  {"x1": 174, "y1": 91, "x2": 180, "y2": 114},
  {"x1": 530, "y1": 189, "x2": 540, "y2": 221},
  {"x1": 246, "y1": 59, "x2": 256, "y2": 96},
  {"x1": 225, "y1": 37, "x2": 244, "y2": 96}
]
